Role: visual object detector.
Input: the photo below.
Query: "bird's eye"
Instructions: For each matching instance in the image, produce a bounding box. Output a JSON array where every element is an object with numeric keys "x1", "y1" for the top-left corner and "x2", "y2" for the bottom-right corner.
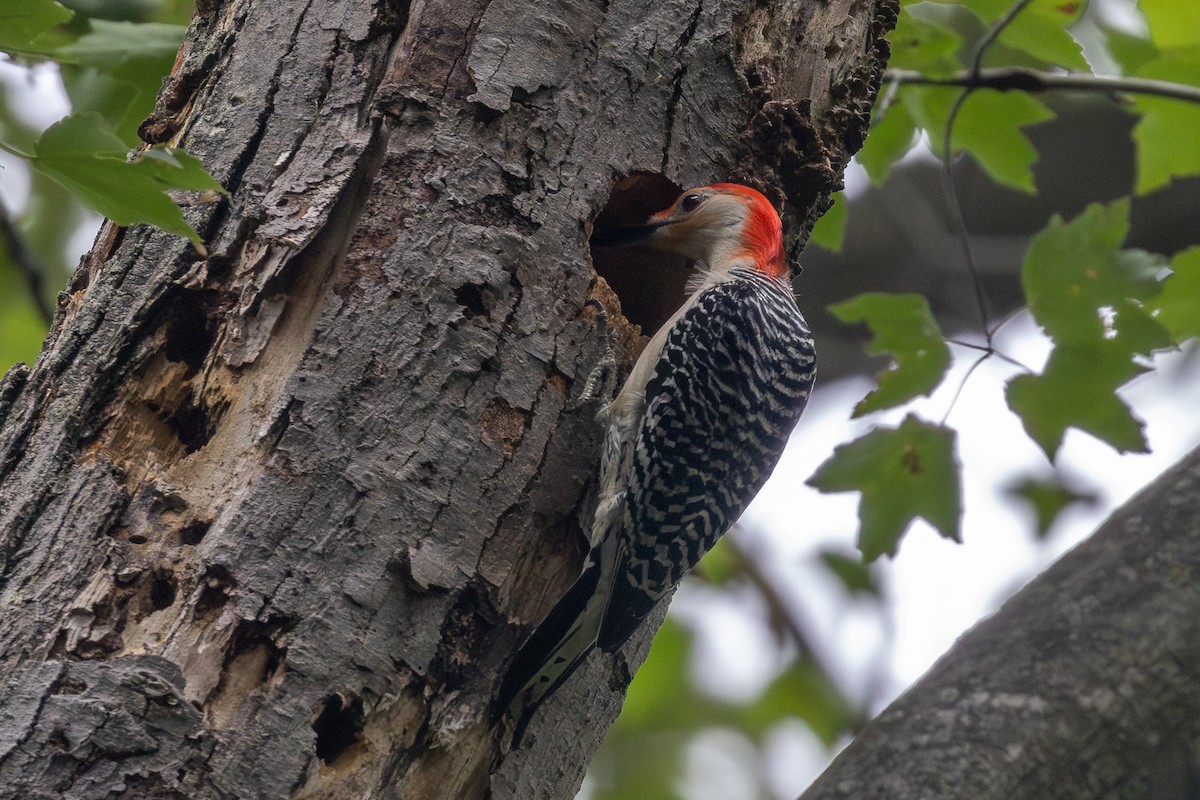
[{"x1": 680, "y1": 193, "x2": 705, "y2": 213}]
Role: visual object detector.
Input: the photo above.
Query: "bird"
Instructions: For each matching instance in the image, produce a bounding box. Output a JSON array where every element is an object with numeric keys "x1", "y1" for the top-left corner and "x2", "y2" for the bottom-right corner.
[{"x1": 497, "y1": 183, "x2": 817, "y2": 741}]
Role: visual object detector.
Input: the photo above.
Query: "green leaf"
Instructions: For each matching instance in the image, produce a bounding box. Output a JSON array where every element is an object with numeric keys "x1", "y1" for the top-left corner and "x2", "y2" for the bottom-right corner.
[
  {"x1": 920, "y1": 0, "x2": 1088, "y2": 70},
  {"x1": 55, "y1": 20, "x2": 185, "y2": 144},
  {"x1": 54, "y1": 20, "x2": 185, "y2": 66},
  {"x1": 1101, "y1": 24, "x2": 1159, "y2": 74},
  {"x1": 589, "y1": 737, "x2": 687, "y2": 800},
  {"x1": 808, "y1": 415, "x2": 962, "y2": 560},
  {"x1": 829, "y1": 292, "x2": 951, "y2": 416},
  {"x1": 819, "y1": 550, "x2": 879, "y2": 596},
  {"x1": 1005, "y1": 473, "x2": 1099, "y2": 539},
  {"x1": 58, "y1": 66, "x2": 142, "y2": 145},
  {"x1": 1139, "y1": 0, "x2": 1200, "y2": 51},
  {"x1": 809, "y1": 193, "x2": 847, "y2": 253},
  {"x1": 137, "y1": 147, "x2": 227, "y2": 192},
  {"x1": 1150, "y1": 246, "x2": 1200, "y2": 341},
  {"x1": 1006, "y1": 343, "x2": 1149, "y2": 459},
  {"x1": 1131, "y1": 51, "x2": 1200, "y2": 194},
  {"x1": 740, "y1": 660, "x2": 857, "y2": 746},
  {"x1": 925, "y1": 0, "x2": 1011, "y2": 23},
  {"x1": 906, "y1": 86, "x2": 1055, "y2": 193},
  {"x1": 30, "y1": 112, "x2": 224, "y2": 247},
  {"x1": 616, "y1": 619, "x2": 695, "y2": 734},
  {"x1": 54, "y1": 0, "x2": 164, "y2": 22},
  {"x1": 0, "y1": 0, "x2": 72, "y2": 55},
  {"x1": 888, "y1": 8, "x2": 962, "y2": 74},
  {"x1": 995, "y1": 0, "x2": 1089, "y2": 71},
  {"x1": 1012, "y1": 201, "x2": 1170, "y2": 460},
  {"x1": 1022, "y1": 200, "x2": 1170, "y2": 355},
  {"x1": 857, "y1": 96, "x2": 919, "y2": 184}
]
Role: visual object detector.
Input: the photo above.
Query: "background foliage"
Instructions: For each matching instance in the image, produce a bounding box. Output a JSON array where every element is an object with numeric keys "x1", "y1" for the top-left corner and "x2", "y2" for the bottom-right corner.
[
  {"x1": 2, "y1": 1, "x2": 1199, "y2": 799},
  {"x1": 0, "y1": 0, "x2": 214, "y2": 369}
]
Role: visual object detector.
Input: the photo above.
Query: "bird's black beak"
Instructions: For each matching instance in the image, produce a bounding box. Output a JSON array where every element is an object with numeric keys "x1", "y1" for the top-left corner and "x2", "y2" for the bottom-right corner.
[{"x1": 590, "y1": 219, "x2": 670, "y2": 248}]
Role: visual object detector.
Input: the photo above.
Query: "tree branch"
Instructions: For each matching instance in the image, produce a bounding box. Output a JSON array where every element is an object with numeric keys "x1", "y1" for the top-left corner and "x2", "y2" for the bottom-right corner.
[
  {"x1": 886, "y1": 67, "x2": 1200, "y2": 105},
  {"x1": 0, "y1": 201, "x2": 52, "y2": 325},
  {"x1": 725, "y1": 535, "x2": 842, "y2": 688},
  {"x1": 799, "y1": 445, "x2": 1200, "y2": 800}
]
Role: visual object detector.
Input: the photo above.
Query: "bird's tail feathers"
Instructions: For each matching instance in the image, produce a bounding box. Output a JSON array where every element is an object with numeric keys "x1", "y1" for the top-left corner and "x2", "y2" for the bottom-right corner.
[{"x1": 495, "y1": 541, "x2": 618, "y2": 740}]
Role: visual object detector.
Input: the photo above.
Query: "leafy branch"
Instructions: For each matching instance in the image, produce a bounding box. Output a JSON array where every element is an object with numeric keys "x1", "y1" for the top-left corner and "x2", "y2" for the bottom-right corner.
[
  {"x1": 0, "y1": 0, "x2": 224, "y2": 256},
  {"x1": 809, "y1": 0, "x2": 1200, "y2": 559}
]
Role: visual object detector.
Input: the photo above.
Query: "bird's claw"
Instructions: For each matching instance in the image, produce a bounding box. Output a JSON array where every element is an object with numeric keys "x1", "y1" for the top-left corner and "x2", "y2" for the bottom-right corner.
[{"x1": 574, "y1": 299, "x2": 619, "y2": 410}]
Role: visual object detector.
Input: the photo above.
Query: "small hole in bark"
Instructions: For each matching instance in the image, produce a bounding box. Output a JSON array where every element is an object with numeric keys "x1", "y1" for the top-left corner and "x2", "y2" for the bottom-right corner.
[
  {"x1": 53, "y1": 678, "x2": 88, "y2": 695},
  {"x1": 313, "y1": 692, "x2": 364, "y2": 764},
  {"x1": 227, "y1": 620, "x2": 289, "y2": 682},
  {"x1": 453, "y1": 282, "x2": 488, "y2": 319},
  {"x1": 163, "y1": 300, "x2": 216, "y2": 371},
  {"x1": 149, "y1": 570, "x2": 178, "y2": 610},
  {"x1": 589, "y1": 172, "x2": 690, "y2": 334},
  {"x1": 128, "y1": 533, "x2": 149, "y2": 545},
  {"x1": 180, "y1": 520, "x2": 210, "y2": 545},
  {"x1": 194, "y1": 565, "x2": 235, "y2": 619},
  {"x1": 159, "y1": 389, "x2": 214, "y2": 453}
]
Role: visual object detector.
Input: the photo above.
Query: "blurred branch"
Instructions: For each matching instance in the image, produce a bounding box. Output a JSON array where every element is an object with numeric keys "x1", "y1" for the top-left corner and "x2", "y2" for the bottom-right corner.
[
  {"x1": 887, "y1": 67, "x2": 1200, "y2": 105},
  {"x1": 725, "y1": 537, "x2": 843, "y2": 699},
  {"x1": 0, "y1": 202, "x2": 53, "y2": 324}
]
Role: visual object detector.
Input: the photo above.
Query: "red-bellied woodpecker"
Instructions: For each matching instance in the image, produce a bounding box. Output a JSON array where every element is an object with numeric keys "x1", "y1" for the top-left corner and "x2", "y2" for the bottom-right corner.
[{"x1": 498, "y1": 183, "x2": 816, "y2": 738}]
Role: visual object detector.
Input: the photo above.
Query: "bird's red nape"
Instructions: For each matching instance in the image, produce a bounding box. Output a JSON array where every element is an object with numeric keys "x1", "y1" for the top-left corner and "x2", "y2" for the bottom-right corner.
[{"x1": 708, "y1": 183, "x2": 788, "y2": 281}]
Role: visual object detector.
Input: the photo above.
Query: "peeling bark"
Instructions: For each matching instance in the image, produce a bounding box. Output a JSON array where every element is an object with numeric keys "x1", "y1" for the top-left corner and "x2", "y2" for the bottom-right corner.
[{"x1": 0, "y1": 0, "x2": 892, "y2": 797}]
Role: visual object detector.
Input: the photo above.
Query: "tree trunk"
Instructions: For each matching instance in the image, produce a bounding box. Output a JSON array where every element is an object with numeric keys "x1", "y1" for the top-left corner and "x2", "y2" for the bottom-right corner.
[
  {"x1": 0, "y1": 0, "x2": 892, "y2": 797},
  {"x1": 799, "y1": 444, "x2": 1200, "y2": 800}
]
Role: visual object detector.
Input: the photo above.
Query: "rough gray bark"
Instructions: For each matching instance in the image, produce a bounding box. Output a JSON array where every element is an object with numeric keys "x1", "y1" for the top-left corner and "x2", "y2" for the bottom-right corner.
[
  {"x1": 801, "y1": 446, "x2": 1200, "y2": 800},
  {"x1": 0, "y1": 0, "x2": 891, "y2": 798}
]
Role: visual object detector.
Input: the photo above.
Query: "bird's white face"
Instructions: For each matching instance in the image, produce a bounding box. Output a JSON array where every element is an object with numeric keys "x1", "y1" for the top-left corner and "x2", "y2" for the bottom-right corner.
[
  {"x1": 590, "y1": 183, "x2": 785, "y2": 278},
  {"x1": 646, "y1": 189, "x2": 753, "y2": 267}
]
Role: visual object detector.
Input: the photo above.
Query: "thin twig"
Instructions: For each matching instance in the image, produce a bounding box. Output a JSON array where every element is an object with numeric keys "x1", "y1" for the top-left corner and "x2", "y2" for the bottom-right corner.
[
  {"x1": 987, "y1": 305, "x2": 1029, "y2": 341},
  {"x1": 931, "y1": 0, "x2": 1036, "y2": 422},
  {"x1": 887, "y1": 67, "x2": 1200, "y2": 105},
  {"x1": 940, "y1": 353, "x2": 990, "y2": 426},
  {"x1": 970, "y1": 0, "x2": 1034, "y2": 76},
  {"x1": 946, "y1": 338, "x2": 1032, "y2": 373},
  {"x1": 937, "y1": 104, "x2": 992, "y2": 345},
  {"x1": 937, "y1": 0, "x2": 1034, "y2": 359},
  {"x1": 0, "y1": 201, "x2": 53, "y2": 324}
]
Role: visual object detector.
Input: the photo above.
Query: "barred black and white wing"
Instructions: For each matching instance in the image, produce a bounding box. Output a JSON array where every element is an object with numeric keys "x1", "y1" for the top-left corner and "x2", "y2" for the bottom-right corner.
[{"x1": 597, "y1": 269, "x2": 815, "y2": 651}]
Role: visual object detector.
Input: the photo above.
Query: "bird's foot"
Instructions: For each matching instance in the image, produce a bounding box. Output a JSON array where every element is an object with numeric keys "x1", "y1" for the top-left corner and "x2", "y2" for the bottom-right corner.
[{"x1": 573, "y1": 299, "x2": 619, "y2": 411}]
